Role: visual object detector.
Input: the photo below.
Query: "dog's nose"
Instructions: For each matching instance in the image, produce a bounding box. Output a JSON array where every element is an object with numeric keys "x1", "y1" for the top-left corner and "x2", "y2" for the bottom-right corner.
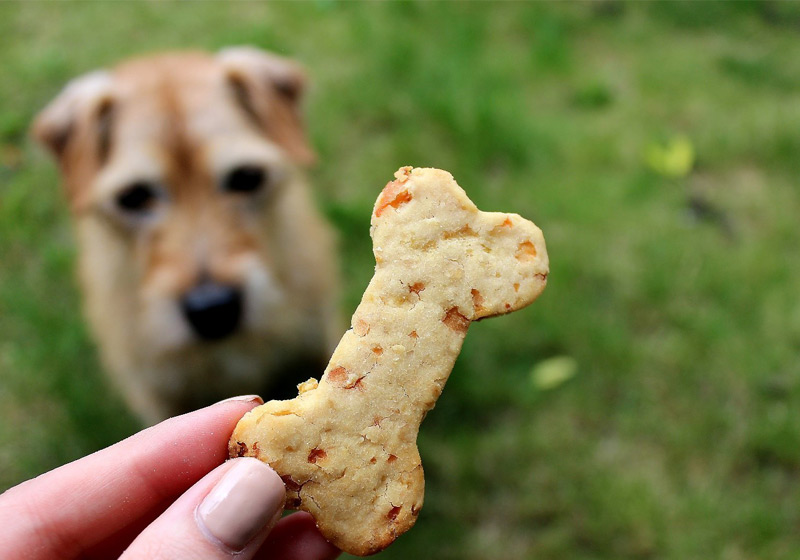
[{"x1": 181, "y1": 282, "x2": 243, "y2": 341}]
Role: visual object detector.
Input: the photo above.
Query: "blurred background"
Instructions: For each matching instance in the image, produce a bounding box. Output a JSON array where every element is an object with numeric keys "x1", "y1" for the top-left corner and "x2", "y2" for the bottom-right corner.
[{"x1": 2, "y1": 2, "x2": 800, "y2": 558}]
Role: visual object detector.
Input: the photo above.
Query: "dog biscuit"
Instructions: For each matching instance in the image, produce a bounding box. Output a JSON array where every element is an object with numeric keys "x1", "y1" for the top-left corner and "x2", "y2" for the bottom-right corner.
[{"x1": 229, "y1": 167, "x2": 549, "y2": 555}]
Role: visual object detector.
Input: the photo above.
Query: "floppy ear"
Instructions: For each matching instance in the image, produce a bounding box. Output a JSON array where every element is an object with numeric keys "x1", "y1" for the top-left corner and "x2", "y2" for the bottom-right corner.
[
  {"x1": 32, "y1": 70, "x2": 115, "y2": 211},
  {"x1": 217, "y1": 46, "x2": 316, "y2": 165}
]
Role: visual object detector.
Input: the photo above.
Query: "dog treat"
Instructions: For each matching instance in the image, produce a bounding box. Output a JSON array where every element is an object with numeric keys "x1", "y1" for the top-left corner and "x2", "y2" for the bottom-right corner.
[{"x1": 229, "y1": 167, "x2": 549, "y2": 555}]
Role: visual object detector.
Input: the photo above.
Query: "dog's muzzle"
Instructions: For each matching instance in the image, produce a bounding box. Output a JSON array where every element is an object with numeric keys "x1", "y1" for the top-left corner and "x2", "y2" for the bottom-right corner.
[{"x1": 181, "y1": 281, "x2": 243, "y2": 341}]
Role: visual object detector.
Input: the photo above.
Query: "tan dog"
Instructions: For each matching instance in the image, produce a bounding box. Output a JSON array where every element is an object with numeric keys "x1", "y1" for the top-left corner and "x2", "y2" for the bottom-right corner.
[{"x1": 33, "y1": 48, "x2": 340, "y2": 424}]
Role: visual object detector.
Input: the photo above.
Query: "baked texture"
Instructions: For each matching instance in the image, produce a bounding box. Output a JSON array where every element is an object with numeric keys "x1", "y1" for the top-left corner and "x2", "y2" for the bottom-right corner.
[{"x1": 229, "y1": 166, "x2": 549, "y2": 555}]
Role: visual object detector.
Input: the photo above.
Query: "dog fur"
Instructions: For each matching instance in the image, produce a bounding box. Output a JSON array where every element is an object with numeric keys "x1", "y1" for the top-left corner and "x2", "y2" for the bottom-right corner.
[{"x1": 33, "y1": 48, "x2": 340, "y2": 424}]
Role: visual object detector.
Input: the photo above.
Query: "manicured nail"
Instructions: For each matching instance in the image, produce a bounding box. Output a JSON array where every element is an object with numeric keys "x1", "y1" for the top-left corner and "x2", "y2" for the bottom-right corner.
[
  {"x1": 218, "y1": 394, "x2": 264, "y2": 405},
  {"x1": 197, "y1": 458, "x2": 285, "y2": 551}
]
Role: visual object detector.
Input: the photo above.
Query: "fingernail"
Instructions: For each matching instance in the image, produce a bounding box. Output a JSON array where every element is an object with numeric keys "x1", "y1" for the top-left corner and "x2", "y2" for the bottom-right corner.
[
  {"x1": 197, "y1": 457, "x2": 285, "y2": 551},
  {"x1": 218, "y1": 394, "x2": 264, "y2": 405}
]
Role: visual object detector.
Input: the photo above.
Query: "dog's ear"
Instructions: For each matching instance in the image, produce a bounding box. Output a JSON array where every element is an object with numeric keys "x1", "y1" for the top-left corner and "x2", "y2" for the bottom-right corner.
[
  {"x1": 217, "y1": 47, "x2": 316, "y2": 166},
  {"x1": 32, "y1": 70, "x2": 115, "y2": 211}
]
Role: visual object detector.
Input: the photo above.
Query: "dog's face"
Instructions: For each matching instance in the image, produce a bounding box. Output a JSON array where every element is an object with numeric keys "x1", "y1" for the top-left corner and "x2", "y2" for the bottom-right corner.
[{"x1": 33, "y1": 49, "x2": 338, "y2": 419}]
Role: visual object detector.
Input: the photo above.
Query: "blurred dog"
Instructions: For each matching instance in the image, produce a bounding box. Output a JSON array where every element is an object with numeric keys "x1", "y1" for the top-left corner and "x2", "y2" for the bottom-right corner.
[{"x1": 33, "y1": 48, "x2": 340, "y2": 424}]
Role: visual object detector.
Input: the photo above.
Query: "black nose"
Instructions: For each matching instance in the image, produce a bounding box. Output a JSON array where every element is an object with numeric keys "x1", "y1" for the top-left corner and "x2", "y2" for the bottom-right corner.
[{"x1": 181, "y1": 282, "x2": 243, "y2": 341}]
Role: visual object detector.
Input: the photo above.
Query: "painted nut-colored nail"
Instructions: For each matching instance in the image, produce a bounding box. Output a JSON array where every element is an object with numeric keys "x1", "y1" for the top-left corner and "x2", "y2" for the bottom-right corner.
[
  {"x1": 196, "y1": 457, "x2": 285, "y2": 551},
  {"x1": 218, "y1": 394, "x2": 264, "y2": 405}
]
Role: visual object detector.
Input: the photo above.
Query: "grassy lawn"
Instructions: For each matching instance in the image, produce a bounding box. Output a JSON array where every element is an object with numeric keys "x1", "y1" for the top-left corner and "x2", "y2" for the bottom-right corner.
[{"x1": 2, "y1": 2, "x2": 800, "y2": 558}]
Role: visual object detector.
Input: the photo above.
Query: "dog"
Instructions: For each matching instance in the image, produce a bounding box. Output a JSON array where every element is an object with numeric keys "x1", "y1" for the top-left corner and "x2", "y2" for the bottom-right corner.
[{"x1": 33, "y1": 47, "x2": 341, "y2": 425}]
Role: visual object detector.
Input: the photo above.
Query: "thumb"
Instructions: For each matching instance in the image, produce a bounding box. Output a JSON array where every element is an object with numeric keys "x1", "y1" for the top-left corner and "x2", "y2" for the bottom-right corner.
[{"x1": 121, "y1": 457, "x2": 285, "y2": 559}]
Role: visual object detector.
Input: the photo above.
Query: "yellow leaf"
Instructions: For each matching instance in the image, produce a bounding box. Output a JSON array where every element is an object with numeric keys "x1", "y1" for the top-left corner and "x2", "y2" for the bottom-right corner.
[
  {"x1": 531, "y1": 356, "x2": 577, "y2": 390},
  {"x1": 645, "y1": 135, "x2": 695, "y2": 178}
]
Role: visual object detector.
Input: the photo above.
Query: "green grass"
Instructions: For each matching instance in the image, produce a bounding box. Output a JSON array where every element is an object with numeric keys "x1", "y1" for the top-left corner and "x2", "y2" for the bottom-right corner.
[{"x1": 2, "y1": 2, "x2": 800, "y2": 558}]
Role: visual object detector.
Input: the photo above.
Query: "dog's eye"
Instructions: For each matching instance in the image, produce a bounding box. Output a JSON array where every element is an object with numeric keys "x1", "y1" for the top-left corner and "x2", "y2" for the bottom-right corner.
[
  {"x1": 116, "y1": 182, "x2": 159, "y2": 213},
  {"x1": 224, "y1": 165, "x2": 266, "y2": 194}
]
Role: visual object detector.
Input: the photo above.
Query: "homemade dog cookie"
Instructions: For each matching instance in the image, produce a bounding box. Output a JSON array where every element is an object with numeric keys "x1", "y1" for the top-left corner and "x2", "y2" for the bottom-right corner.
[{"x1": 229, "y1": 167, "x2": 549, "y2": 555}]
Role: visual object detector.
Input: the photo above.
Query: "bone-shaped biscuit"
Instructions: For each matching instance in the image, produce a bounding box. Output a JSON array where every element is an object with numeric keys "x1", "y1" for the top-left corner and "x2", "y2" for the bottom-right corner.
[{"x1": 229, "y1": 167, "x2": 548, "y2": 555}]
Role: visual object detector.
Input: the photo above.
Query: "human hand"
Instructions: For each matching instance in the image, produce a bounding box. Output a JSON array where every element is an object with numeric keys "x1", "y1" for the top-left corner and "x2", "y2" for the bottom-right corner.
[{"x1": 0, "y1": 396, "x2": 341, "y2": 560}]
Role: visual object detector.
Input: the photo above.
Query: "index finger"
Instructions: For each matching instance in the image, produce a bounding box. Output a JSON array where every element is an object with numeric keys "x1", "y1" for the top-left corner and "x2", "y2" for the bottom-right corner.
[{"x1": 0, "y1": 395, "x2": 262, "y2": 560}]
